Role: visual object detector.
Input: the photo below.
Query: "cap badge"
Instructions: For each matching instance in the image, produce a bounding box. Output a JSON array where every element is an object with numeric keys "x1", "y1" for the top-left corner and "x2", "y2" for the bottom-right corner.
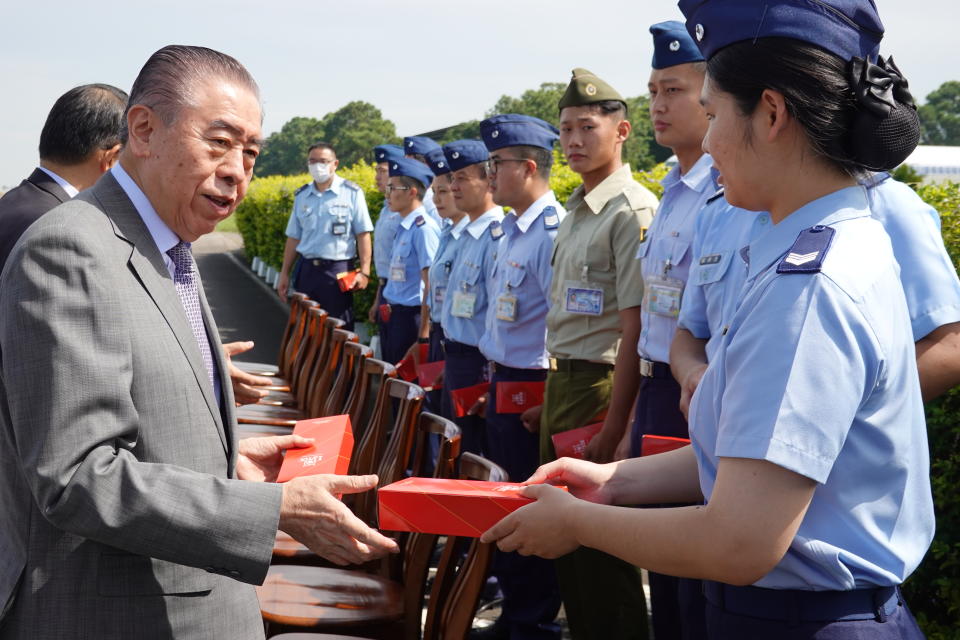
[
  {"x1": 438, "y1": 161, "x2": 445, "y2": 167},
  {"x1": 407, "y1": 141, "x2": 414, "y2": 147},
  {"x1": 669, "y1": 40, "x2": 680, "y2": 51},
  {"x1": 585, "y1": 83, "x2": 598, "y2": 96},
  {"x1": 392, "y1": 163, "x2": 398, "y2": 170},
  {"x1": 492, "y1": 130, "x2": 500, "y2": 138},
  {"x1": 695, "y1": 24, "x2": 704, "y2": 41},
  {"x1": 452, "y1": 152, "x2": 460, "y2": 159}
]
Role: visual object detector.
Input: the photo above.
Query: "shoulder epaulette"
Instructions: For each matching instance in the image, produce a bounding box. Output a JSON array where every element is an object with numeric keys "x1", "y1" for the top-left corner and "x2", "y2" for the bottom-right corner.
[
  {"x1": 489, "y1": 220, "x2": 504, "y2": 239},
  {"x1": 542, "y1": 206, "x2": 560, "y2": 229},
  {"x1": 343, "y1": 179, "x2": 360, "y2": 191},
  {"x1": 414, "y1": 215, "x2": 425, "y2": 227},
  {"x1": 776, "y1": 225, "x2": 835, "y2": 274},
  {"x1": 860, "y1": 172, "x2": 891, "y2": 189},
  {"x1": 705, "y1": 188, "x2": 726, "y2": 206},
  {"x1": 294, "y1": 183, "x2": 310, "y2": 195}
]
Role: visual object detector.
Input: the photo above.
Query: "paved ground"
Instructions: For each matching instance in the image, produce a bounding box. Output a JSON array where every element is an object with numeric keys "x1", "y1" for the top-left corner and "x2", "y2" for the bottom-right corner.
[{"x1": 193, "y1": 231, "x2": 287, "y2": 363}]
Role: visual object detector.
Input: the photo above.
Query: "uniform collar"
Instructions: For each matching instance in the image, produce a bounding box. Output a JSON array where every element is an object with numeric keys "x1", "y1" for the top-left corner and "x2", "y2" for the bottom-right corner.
[
  {"x1": 37, "y1": 166, "x2": 79, "y2": 198},
  {"x1": 310, "y1": 174, "x2": 343, "y2": 196},
  {"x1": 582, "y1": 164, "x2": 633, "y2": 214},
  {"x1": 398, "y1": 205, "x2": 427, "y2": 230},
  {"x1": 662, "y1": 153, "x2": 715, "y2": 194},
  {"x1": 465, "y1": 206, "x2": 504, "y2": 239},
  {"x1": 111, "y1": 162, "x2": 180, "y2": 254},
  {"x1": 746, "y1": 185, "x2": 870, "y2": 280},
  {"x1": 449, "y1": 215, "x2": 470, "y2": 239},
  {"x1": 512, "y1": 190, "x2": 559, "y2": 233}
]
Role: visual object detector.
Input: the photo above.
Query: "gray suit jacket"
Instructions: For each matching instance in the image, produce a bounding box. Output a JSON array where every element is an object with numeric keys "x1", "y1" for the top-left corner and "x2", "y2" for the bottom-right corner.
[{"x1": 0, "y1": 173, "x2": 282, "y2": 638}]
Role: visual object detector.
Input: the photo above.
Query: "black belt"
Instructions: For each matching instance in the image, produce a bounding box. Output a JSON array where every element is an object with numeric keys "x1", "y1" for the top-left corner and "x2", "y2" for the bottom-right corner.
[
  {"x1": 443, "y1": 339, "x2": 481, "y2": 356},
  {"x1": 547, "y1": 357, "x2": 613, "y2": 373},
  {"x1": 303, "y1": 257, "x2": 354, "y2": 267},
  {"x1": 639, "y1": 358, "x2": 672, "y2": 379},
  {"x1": 491, "y1": 362, "x2": 546, "y2": 375},
  {"x1": 703, "y1": 581, "x2": 901, "y2": 624}
]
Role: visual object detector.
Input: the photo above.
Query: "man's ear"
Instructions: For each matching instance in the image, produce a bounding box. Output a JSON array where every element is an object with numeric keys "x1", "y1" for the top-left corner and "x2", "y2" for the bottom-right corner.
[
  {"x1": 125, "y1": 104, "x2": 157, "y2": 158},
  {"x1": 97, "y1": 144, "x2": 122, "y2": 173},
  {"x1": 616, "y1": 118, "x2": 632, "y2": 143}
]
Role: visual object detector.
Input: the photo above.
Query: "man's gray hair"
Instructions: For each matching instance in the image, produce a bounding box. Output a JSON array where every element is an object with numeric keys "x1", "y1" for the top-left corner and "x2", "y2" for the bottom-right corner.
[{"x1": 120, "y1": 45, "x2": 260, "y2": 143}]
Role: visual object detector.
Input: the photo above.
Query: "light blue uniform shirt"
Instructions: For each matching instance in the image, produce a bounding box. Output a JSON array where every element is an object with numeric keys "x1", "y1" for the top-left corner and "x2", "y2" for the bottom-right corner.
[
  {"x1": 285, "y1": 176, "x2": 373, "y2": 260},
  {"x1": 479, "y1": 193, "x2": 565, "y2": 369},
  {"x1": 427, "y1": 216, "x2": 470, "y2": 322},
  {"x1": 441, "y1": 207, "x2": 505, "y2": 346},
  {"x1": 688, "y1": 186, "x2": 934, "y2": 590},
  {"x1": 373, "y1": 205, "x2": 400, "y2": 278},
  {"x1": 679, "y1": 198, "x2": 771, "y2": 361},
  {"x1": 382, "y1": 207, "x2": 440, "y2": 306},
  {"x1": 680, "y1": 173, "x2": 960, "y2": 363},
  {"x1": 637, "y1": 153, "x2": 717, "y2": 363}
]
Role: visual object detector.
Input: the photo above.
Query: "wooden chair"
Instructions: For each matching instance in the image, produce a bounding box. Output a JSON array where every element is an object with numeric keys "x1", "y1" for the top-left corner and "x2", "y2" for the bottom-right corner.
[
  {"x1": 260, "y1": 449, "x2": 505, "y2": 640},
  {"x1": 344, "y1": 358, "x2": 396, "y2": 445},
  {"x1": 234, "y1": 292, "x2": 309, "y2": 377},
  {"x1": 258, "y1": 417, "x2": 476, "y2": 640},
  {"x1": 257, "y1": 303, "x2": 325, "y2": 393},
  {"x1": 320, "y1": 342, "x2": 371, "y2": 418},
  {"x1": 237, "y1": 321, "x2": 351, "y2": 426}
]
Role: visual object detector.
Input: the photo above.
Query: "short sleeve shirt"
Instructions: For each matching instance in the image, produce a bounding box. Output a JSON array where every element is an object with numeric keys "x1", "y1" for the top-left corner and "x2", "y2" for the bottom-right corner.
[
  {"x1": 546, "y1": 165, "x2": 657, "y2": 364},
  {"x1": 427, "y1": 216, "x2": 469, "y2": 322},
  {"x1": 381, "y1": 207, "x2": 440, "y2": 306},
  {"x1": 688, "y1": 186, "x2": 934, "y2": 590},
  {"x1": 285, "y1": 176, "x2": 373, "y2": 260},
  {"x1": 373, "y1": 205, "x2": 400, "y2": 278}
]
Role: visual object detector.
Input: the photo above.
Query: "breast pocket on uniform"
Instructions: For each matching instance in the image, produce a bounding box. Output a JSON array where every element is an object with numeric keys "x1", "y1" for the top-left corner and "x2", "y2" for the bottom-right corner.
[
  {"x1": 692, "y1": 250, "x2": 734, "y2": 285},
  {"x1": 329, "y1": 205, "x2": 351, "y2": 235},
  {"x1": 671, "y1": 240, "x2": 691, "y2": 267},
  {"x1": 300, "y1": 206, "x2": 318, "y2": 232},
  {"x1": 635, "y1": 239, "x2": 651, "y2": 261},
  {"x1": 390, "y1": 241, "x2": 413, "y2": 281}
]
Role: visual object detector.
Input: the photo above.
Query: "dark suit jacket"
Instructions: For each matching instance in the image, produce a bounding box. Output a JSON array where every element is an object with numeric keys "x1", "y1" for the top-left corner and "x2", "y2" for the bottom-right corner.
[
  {"x1": 0, "y1": 172, "x2": 282, "y2": 638},
  {"x1": 0, "y1": 168, "x2": 71, "y2": 274}
]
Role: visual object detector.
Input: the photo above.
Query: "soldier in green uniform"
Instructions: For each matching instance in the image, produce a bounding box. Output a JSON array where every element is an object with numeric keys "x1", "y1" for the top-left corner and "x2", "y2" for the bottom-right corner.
[{"x1": 535, "y1": 68, "x2": 659, "y2": 639}]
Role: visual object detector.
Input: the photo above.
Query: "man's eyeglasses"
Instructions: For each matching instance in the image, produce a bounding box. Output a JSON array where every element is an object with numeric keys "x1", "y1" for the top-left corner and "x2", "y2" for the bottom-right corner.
[
  {"x1": 487, "y1": 158, "x2": 528, "y2": 175},
  {"x1": 386, "y1": 185, "x2": 412, "y2": 192}
]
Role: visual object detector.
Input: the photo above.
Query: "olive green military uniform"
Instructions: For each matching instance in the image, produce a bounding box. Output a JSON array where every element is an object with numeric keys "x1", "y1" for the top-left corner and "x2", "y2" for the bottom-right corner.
[{"x1": 541, "y1": 69, "x2": 658, "y2": 640}]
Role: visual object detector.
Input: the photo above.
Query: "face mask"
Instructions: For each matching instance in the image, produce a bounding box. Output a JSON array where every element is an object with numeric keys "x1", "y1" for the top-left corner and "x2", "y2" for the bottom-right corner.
[{"x1": 308, "y1": 162, "x2": 333, "y2": 184}]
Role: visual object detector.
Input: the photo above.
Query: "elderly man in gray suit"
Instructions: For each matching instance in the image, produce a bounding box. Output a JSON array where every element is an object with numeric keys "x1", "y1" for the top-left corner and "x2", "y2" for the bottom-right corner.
[{"x1": 0, "y1": 45, "x2": 397, "y2": 638}]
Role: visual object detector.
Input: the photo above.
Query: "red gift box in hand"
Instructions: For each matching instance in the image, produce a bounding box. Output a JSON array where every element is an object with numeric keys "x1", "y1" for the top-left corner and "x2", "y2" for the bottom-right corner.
[
  {"x1": 378, "y1": 477, "x2": 566, "y2": 537},
  {"x1": 449, "y1": 382, "x2": 490, "y2": 417},
  {"x1": 551, "y1": 422, "x2": 603, "y2": 460},
  {"x1": 336, "y1": 269, "x2": 360, "y2": 292},
  {"x1": 640, "y1": 434, "x2": 690, "y2": 457},
  {"x1": 276, "y1": 415, "x2": 353, "y2": 483},
  {"x1": 494, "y1": 381, "x2": 544, "y2": 414},
  {"x1": 416, "y1": 360, "x2": 444, "y2": 390},
  {"x1": 396, "y1": 344, "x2": 429, "y2": 382}
]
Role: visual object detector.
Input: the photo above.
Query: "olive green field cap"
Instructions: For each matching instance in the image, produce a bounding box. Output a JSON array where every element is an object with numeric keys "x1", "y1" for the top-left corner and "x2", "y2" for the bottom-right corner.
[{"x1": 557, "y1": 67, "x2": 627, "y2": 110}]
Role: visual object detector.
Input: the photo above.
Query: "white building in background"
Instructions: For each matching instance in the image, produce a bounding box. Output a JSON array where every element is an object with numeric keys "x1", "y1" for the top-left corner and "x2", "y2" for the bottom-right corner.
[{"x1": 901, "y1": 145, "x2": 960, "y2": 183}]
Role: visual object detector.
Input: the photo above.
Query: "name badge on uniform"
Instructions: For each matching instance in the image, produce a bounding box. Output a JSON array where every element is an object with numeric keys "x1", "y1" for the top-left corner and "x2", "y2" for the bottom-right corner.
[
  {"x1": 451, "y1": 290, "x2": 477, "y2": 318},
  {"x1": 563, "y1": 281, "x2": 604, "y2": 316},
  {"x1": 332, "y1": 223, "x2": 347, "y2": 236},
  {"x1": 390, "y1": 259, "x2": 406, "y2": 282},
  {"x1": 496, "y1": 293, "x2": 518, "y2": 322},
  {"x1": 644, "y1": 275, "x2": 684, "y2": 318},
  {"x1": 433, "y1": 285, "x2": 446, "y2": 307}
]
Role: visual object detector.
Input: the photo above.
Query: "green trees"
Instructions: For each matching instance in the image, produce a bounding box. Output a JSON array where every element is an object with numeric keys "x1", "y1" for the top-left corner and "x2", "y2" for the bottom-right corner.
[
  {"x1": 920, "y1": 81, "x2": 960, "y2": 146},
  {"x1": 254, "y1": 116, "x2": 324, "y2": 178}
]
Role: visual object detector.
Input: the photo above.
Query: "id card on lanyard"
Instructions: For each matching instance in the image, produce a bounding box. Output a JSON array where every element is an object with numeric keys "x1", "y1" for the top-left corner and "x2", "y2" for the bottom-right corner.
[
  {"x1": 390, "y1": 258, "x2": 406, "y2": 282},
  {"x1": 563, "y1": 265, "x2": 603, "y2": 316},
  {"x1": 451, "y1": 286, "x2": 477, "y2": 318},
  {"x1": 644, "y1": 258, "x2": 684, "y2": 318}
]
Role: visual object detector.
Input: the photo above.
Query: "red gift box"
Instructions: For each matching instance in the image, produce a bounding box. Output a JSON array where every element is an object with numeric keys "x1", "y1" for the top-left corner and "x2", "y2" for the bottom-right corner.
[
  {"x1": 449, "y1": 382, "x2": 490, "y2": 417},
  {"x1": 494, "y1": 381, "x2": 544, "y2": 414},
  {"x1": 551, "y1": 422, "x2": 603, "y2": 460},
  {"x1": 396, "y1": 344, "x2": 428, "y2": 382},
  {"x1": 276, "y1": 414, "x2": 354, "y2": 483},
  {"x1": 336, "y1": 269, "x2": 360, "y2": 292},
  {"x1": 378, "y1": 477, "x2": 565, "y2": 537},
  {"x1": 640, "y1": 434, "x2": 690, "y2": 457},
  {"x1": 416, "y1": 360, "x2": 444, "y2": 390}
]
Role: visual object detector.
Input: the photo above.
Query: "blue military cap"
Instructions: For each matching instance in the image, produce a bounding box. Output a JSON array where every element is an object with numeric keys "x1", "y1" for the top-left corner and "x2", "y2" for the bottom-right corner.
[
  {"x1": 388, "y1": 157, "x2": 435, "y2": 190},
  {"x1": 479, "y1": 114, "x2": 559, "y2": 152},
  {"x1": 650, "y1": 20, "x2": 705, "y2": 69},
  {"x1": 424, "y1": 147, "x2": 452, "y2": 176},
  {"x1": 403, "y1": 136, "x2": 441, "y2": 156},
  {"x1": 374, "y1": 144, "x2": 404, "y2": 164},
  {"x1": 442, "y1": 140, "x2": 489, "y2": 172},
  {"x1": 678, "y1": 0, "x2": 884, "y2": 62}
]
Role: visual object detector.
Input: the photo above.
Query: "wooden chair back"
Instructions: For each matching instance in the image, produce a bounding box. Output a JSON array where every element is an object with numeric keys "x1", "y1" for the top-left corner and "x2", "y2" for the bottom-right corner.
[
  {"x1": 321, "y1": 341, "x2": 370, "y2": 418},
  {"x1": 305, "y1": 327, "x2": 356, "y2": 417},
  {"x1": 278, "y1": 292, "x2": 308, "y2": 376},
  {"x1": 345, "y1": 358, "x2": 396, "y2": 450},
  {"x1": 290, "y1": 307, "x2": 327, "y2": 406},
  {"x1": 423, "y1": 453, "x2": 507, "y2": 640}
]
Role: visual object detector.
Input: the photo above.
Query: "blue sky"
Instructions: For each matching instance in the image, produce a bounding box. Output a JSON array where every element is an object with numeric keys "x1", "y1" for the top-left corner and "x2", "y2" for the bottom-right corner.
[{"x1": 1, "y1": 0, "x2": 955, "y2": 189}]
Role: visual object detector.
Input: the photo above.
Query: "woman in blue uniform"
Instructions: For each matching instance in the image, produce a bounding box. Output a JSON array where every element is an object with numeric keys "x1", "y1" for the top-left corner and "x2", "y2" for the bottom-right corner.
[{"x1": 483, "y1": 1, "x2": 932, "y2": 637}]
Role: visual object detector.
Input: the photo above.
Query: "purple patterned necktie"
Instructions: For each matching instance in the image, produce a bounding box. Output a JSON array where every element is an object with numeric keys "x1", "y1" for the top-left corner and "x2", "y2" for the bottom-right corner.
[{"x1": 166, "y1": 242, "x2": 215, "y2": 392}]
